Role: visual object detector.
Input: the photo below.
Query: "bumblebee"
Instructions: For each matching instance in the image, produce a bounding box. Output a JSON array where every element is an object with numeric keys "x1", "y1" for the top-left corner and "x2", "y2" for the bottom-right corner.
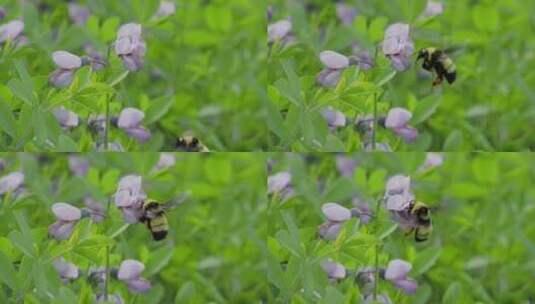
[
  {"x1": 416, "y1": 47, "x2": 456, "y2": 86},
  {"x1": 139, "y1": 200, "x2": 170, "y2": 241},
  {"x1": 176, "y1": 136, "x2": 209, "y2": 152},
  {"x1": 407, "y1": 201, "x2": 433, "y2": 242}
]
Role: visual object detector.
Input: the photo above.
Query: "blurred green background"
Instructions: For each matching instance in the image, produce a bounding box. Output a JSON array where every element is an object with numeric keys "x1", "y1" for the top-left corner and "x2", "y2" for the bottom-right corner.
[
  {"x1": 268, "y1": 153, "x2": 535, "y2": 303},
  {"x1": 0, "y1": 153, "x2": 267, "y2": 303},
  {"x1": 0, "y1": 0, "x2": 266, "y2": 151},
  {"x1": 267, "y1": 0, "x2": 535, "y2": 151}
]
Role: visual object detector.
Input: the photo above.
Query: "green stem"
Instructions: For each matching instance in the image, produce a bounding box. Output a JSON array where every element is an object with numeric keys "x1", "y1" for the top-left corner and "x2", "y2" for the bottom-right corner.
[
  {"x1": 104, "y1": 197, "x2": 112, "y2": 301},
  {"x1": 373, "y1": 197, "x2": 382, "y2": 300},
  {"x1": 104, "y1": 94, "x2": 110, "y2": 150},
  {"x1": 371, "y1": 92, "x2": 378, "y2": 150},
  {"x1": 110, "y1": 71, "x2": 130, "y2": 87}
]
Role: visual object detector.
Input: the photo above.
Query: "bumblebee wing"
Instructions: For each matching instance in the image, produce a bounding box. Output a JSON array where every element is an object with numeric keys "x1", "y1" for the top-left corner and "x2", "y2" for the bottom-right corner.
[{"x1": 161, "y1": 192, "x2": 190, "y2": 211}]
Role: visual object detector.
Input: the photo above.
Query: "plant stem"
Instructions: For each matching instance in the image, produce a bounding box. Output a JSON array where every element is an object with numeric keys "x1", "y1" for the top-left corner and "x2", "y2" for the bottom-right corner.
[
  {"x1": 373, "y1": 197, "x2": 382, "y2": 300},
  {"x1": 110, "y1": 71, "x2": 130, "y2": 87},
  {"x1": 104, "y1": 94, "x2": 110, "y2": 150},
  {"x1": 104, "y1": 197, "x2": 112, "y2": 301},
  {"x1": 371, "y1": 92, "x2": 378, "y2": 150}
]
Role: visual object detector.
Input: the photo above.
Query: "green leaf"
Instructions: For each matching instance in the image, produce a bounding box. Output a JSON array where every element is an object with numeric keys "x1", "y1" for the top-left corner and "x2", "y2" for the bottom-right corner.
[
  {"x1": 146, "y1": 243, "x2": 175, "y2": 276},
  {"x1": 0, "y1": 97, "x2": 17, "y2": 138},
  {"x1": 413, "y1": 246, "x2": 441, "y2": 275},
  {"x1": 413, "y1": 95, "x2": 442, "y2": 124},
  {"x1": 101, "y1": 17, "x2": 120, "y2": 42},
  {"x1": 174, "y1": 281, "x2": 196, "y2": 303},
  {"x1": 472, "y1": 5, "x2": 499, "y2": 32},
  {"x1": 442, "y1": 282, "x2": 461, "y2": 304},
  {"x1": 443, "y1": 130, "x2": 463, "y2": 151},
  {"x1": 0, "y1": 251, "x2": 19, "y2": 291},
  {"x1": 145, "y1": 95, "x2": 175, "y2": 124},
  {"x1": 57, "y1": 135, "x2": 78, "y2": 152}
]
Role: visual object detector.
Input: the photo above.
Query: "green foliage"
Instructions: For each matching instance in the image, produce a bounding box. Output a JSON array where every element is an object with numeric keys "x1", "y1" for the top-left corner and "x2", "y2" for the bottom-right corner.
[
  {"x1": 0, "y1": 153, "x2": 267, "y2": 303},
  {"x1": 268, "y1": 0, "x2": 535, "y2": 151},
  {"x1": 0, "y1": 0, "x2": 266, "y2": 151},
  {"x1": 268, "y1": 153, "x2": 535, "y2": 302}
]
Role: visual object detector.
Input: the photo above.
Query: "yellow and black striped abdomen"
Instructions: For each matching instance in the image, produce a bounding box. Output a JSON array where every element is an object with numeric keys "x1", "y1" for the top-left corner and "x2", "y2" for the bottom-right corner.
[{"x1": 147, "y1": 215, "x2": 168, "y2": 241}]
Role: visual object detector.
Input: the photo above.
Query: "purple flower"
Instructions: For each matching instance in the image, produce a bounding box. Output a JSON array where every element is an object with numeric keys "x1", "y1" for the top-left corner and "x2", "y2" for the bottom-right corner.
[
  {"x1": 48, "y1": 202, "x2": 82, "y2": 240},
  {"x1": 382, "y1": 23, "x2": 414, "y2": 71},
  {"x1": 154, "y1": 1, "x2": 176, "y2": 18},
  {"x1": 320, "y1": 259, "x2": 346, "y2": 280},
  {"x1": 114, "y1": 175, "x2": 146, "y2": 223},
  {"x1": 49, "y1": 51, "x2": 82, "y2": 88},
  {"x1": 68, "y1": 3, "x2": 90, "y2": 25},
  {"x1": 385, "y1": 107, "x2": 418, "y2": 143},
  {"x1": 117, "y1": 108, "x2": 151, "y2": 143},
  {"x1": 336, "y1": 3, "x2": 358, "y2": 26},
  {"x1": 83, "y1": 45, "x2": 107, "y2": 71},
  {"x1": 321, "y1": 107, "x2": 346, "y2": 130},
  {"x1": 53, "y1": 257, "x2": 79, "y2": 282},
  {"x1": 68, "y1": 155, "x2": 89, "y2": 177},
  {"x1": 317, "y1": 50, "x2": 349, "y2": 87},
  {"x1": 318, "y1": 202, "x2": 356, "y2": 240},
  {"x1": 115, "y1": 23, "x2": 146, "y2": 71},
  {"x1": 419, "y1": 152, "x2": 444, "y2": 171},
  {"x1": 267, "y1": 19, "x2": 294, "y2": 46},
  {"x1": 384, "y1": 259, "x2": 418, "y2": 294},
  {"x1": 53, "y1": 106, "x2": 79, "y2": 129},
  {"x1": 267, "y1": 171, "x2": 294, "y2": 200},
  {"x1": 351, "y1": 198, "x2": 373, "y2": 225},
  {"x1": 384, "y1": 175, "x2": 413, "y2": 211},
  {"x1": 0, "y1": 171, "x2": 24, "y2": 195},
  {"x1": 0, "y1": 20, "x2": 24, "y2": 44},
  {"x1": 84, "y1": 197, "x2": 105, "y2": 223},
  {"x1": 336, "y1": 155, "x2": 356, "y2": 177},
  {"x1": 153, "y1": 153, "x2": 176, "y2": 171},
  {"x1": 420, "y1": 1, "x2": 444, "y2": 19},
  {"x1": 0, "y1": 7, "x2": 5, "y2": 21},
  {"x1": 117, "y1": 260, "x2": 151, "y2": 293}
]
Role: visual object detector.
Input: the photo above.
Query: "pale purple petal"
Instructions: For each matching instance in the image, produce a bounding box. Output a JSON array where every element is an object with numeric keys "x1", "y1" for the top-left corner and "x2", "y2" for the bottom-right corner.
[
  {"x1": 53, "y1": 106, "x2": 79, "y2": 128},
  {"x1": 48, "y1": 221, "x2": 75, "y2": 240},
  {"x1": 53, "y1": 257, "x2": 79, "y2": 279},
  {"x1": 420, "y1": 1, "x2": 444, "y2": 18},
  {"x1": 115, "y1": 37, "x2": 135, "y2": 55},
  {"x1": 336, "y1": 3, "x2": 358, "y2": 26},
  {"x1": 68, "y1": 155, "x2": 89, "y2": 176},
  {"x1": 0, "y1": 20, "x2": 24, "y2": 43},
  {"x1": 118, "y1": 260, "x2": 145, "y2": 281},
  {"x1": 320, "y1": 259, "x2": 346, "y2": 279},
  {"x1": 49, "y1": 69, "x2": 75, "y2": 88},
  {"x1": 154, "y1": 153, "x2": 176, "y2": 171},
  {"x1": 319, "y1": 50, "x2": 349, "y2": 69},
  {"x1": 126, "y1": 278, "x2": 151, "y2": 293},
  {"x1": 386, "y1": 195, "x2": 410, "y2": 211},
  {"x1": 393, "y1": 126, "x2": 419, "y2": 143},
  {"x1": 267, "y1": 172, "x2": 291, "y2": 194},
  {"x1": 321, "y1": 107, "x2": 346, "y2": 128},
  {"x1": 155, "y1": 1, "x2": 176, "y2": 18},
  {"x1": 336, "y1": 155, "x2": 356, "y2": 177},
  {"x1": 0, "y1": 7, "x2": 5, "y2": 21},
  {"x1": 52, "y1": 202, "x2": 82, "y2": 221},
  {"x1": 317, "y1": 68, "x2": 342, "y2": 87},
  {"x1": 52, "y1": 51, "x2": 82, "y2": 69},
  {"x1": 386, "y1": 175, "x2": 411, "y2": 195},
  {"x1": 267, "y1": 20, "x2": 292, "y2": 43},
  {"x1": 0, "y1": 171, "x2": 24, "y2": 194},
  {"x1": 318, "y1": 221, "x2": 342, "y2": 240},
  {"x1": 118, "y1": 175, "x2": 142, "y2": 191},
  {"x1": 393, "y1": 278, "x2": 418, "y2": 294},
  {"x1": 68, "y1": 3, "x2": 90, "y2": 25},
  {"x1": 321, "y1": 202, "x2": 351, "y2": 221},
  {"x1": 385, "y1": 259, "x2": 412, "y2": 281},
  {"x1": 118, "y1": 108, "x2": 144, "y2": 129},
  {"x1": 117, "y1": 23, "x2": 142, "y2": 39},
  {"x1": 419, "y1": 153, "x2": 444, "y2": 171},
  {"x1": 121, "y1": 206, "x2": 143, "y2": 224},
  {"x1": 124, "y1": 127, "x2": 151, "y2": 143},
  {"x1": 385, "y1": 108, "x2": 412, "y2": 128}
]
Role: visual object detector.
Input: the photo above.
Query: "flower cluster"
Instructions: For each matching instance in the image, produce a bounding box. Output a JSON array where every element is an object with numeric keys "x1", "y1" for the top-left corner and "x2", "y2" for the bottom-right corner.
[
  {"x1": 116, "y1": 108, "x2": 152, "y2": 143},
  {"x1": 267, "y1": 19, "x2": 294, "y2": 46},
  {"x1": 114, "y1": 175, "x2": 146, "y2": 223},
  {"x1": 267, "y1": 171, "x2": 294, "y2": 201},
  {"x1": 0, "y1": 171, "x2": 24, "y2": 196},
  {"x1": 382, "y1": 23, "x2": 414, "y2": 71},
  {"x1": 318, "y1": 202, "x2": 371, "y2": 240},
  {"x1": 384, "y1": 107, "x2": 418, "y2": 143},
  {"x1": 114, "y1": 23, "x2": 147, "y2": 71}
]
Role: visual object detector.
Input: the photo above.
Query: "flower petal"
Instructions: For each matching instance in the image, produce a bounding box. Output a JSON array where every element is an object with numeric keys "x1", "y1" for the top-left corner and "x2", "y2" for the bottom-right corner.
[
  {"x1": 321, "y1": 202, "x2": 351, "y2": 221},
  {"x1": 267, "y1": 172, "x2": 291, "y2": 194},
  {"x1": 52, "y1": 202, "x2": 82, "y2": 221},
  {"x1": 385, "y1": 108, "x2": 412, "y2": 128},
  {"x1": 52, "y1": 51, "x2": 82, "y2": 69},
  {"x1": 126, "y1": 278, "x2": 151, "y2": 293},
  {"x1": 118, "y1": 259, "x2": 145, "y2": 281},
  {"x1": 320, "y1": 259, "x2": 346, "y2": 279},
  {"x1": 319, "y1": 50, "x2": 349, "y2": 69},
  {"x1": 385, "y1": 259, "x2": 412, "y2": 281},
  {"x1": 0, "y1": 171, "x2": 24, "y2": 194}
]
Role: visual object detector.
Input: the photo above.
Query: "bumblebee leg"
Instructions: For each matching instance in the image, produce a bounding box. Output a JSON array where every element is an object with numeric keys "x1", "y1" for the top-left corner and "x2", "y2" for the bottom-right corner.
[{"x1": 432, "y1": 74, "x2": 443, "y2": 86}]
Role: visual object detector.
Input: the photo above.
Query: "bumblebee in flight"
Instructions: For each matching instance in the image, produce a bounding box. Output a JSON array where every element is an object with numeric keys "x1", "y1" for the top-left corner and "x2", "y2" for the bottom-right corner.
[
  {"x1": 406, "y1": 201, "x2": 433, "y2": 242},
  {"x1": 176, "y1": 136, "x2": 209, "y2": 152},
  {"x1": 416, "y1": 47, "x2": 456, "y2": 86},
  {"x1": 139, "y1": 195, "x2": 187, "y2": 241}
]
